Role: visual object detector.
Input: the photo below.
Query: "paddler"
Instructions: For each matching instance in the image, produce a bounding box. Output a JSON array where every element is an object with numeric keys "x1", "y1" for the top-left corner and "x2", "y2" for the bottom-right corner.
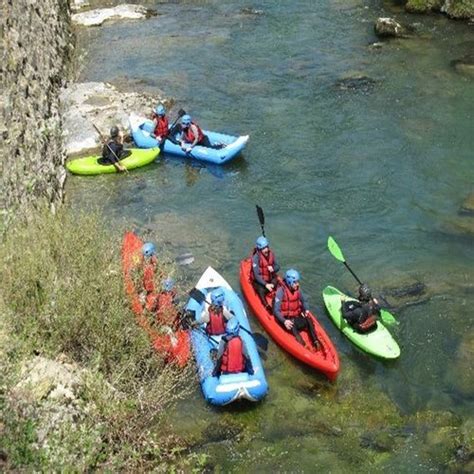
[
  {"x1": 141, "y1": 242, "x2": 160, "y2": 312},
  {"x1": 273, "y1": 269, "x2": 322, "y2": 350},
  {"x1": 178, "y1": 114, "x2": 224, "y2": 153},
  {"x1": 341, "y1": 284, "x2": 379, "y2": 333},
  {"x1": 212, "y1": 318, "x2": 254, "y2": 377},
  {"x1": 250, "y1": 236, "x2": 280, "y2": 310},
  {"x1": 150, "y1": 104, "x2": 169, "y2": 149},
  {"x1": 200, "y1": 287, "x2": 233, "y2": 336},
  {"x1": 98, "y1": 125, "x2": 130, "y2": 172}
]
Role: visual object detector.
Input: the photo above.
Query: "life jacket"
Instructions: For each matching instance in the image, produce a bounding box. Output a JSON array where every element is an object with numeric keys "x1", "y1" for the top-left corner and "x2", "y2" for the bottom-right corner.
[
  {"x1": 250, "y1": 248, "x2": 276, "y2": 283},
  {"x1": 182, "y1": 122, "x2": 205, "y2": 144},
  {"x1": 152, "y1": 114, "x2": 169, "y2": 138},
  {"x1": 156, "y1": 291, "x2": 177, "y2": 325},
  {"x1": 356, "y1": 314, "x2": 378, "y2": 333},
  {"x1": 220, "y1": 336, "x2": 245, "y2": 374},
  {"x1": 279, "y1": 282, "x2": 303, "y2": 318},
  {"x1": 142, "y1": 256, "x2": 157, "y2": 293},
  {"x1": 206, "y1": 307, "x2": 227, "y2": 335}
]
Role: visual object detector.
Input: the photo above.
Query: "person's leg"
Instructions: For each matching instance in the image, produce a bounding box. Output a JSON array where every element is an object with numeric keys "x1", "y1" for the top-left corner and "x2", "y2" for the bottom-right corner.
[
  {"x1": 253, "y1": 282, "x2": 271, "y2": 310},
  {"x1": 288, "y1": 318, "x2": 306, "y2": 345}
]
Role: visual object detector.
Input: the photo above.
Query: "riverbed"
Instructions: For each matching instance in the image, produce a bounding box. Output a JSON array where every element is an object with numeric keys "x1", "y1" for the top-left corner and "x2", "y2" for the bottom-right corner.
[{"x1": 67, "y1": 1, "x2": 474, "y2": 471}]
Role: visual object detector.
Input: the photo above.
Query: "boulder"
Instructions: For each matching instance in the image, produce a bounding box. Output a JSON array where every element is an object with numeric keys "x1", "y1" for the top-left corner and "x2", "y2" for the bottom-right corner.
[
  {"x1": 60, "y1": 81, "x2": 170, "y2": 156},
  {"x1": 460, "y1": 192, "x2": 474, "y2": 215},
  {"x1": 374, "y1": 17, "x2": 406, "y2": 38},
  {"x1": 333, "y1": 74, "x2": 377, "y2": 94},
  {"x1": 451, "y1": 56, "x2": 474, "y2": 78},
  {"x1": 72, "y1": 4, "x2": 156, "y2": 27}
]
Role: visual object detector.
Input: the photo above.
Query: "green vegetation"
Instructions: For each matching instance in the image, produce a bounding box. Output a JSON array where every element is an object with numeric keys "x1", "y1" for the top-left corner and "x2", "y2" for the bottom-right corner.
[{"x1": 0, "y1": 209, "x2": 198, "y2": 471}]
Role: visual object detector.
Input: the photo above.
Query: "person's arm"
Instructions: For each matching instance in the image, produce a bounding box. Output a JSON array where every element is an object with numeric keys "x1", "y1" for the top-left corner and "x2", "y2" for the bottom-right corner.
[
  {"x1": 252, "y1": 254, "x2": 267, "y2": 286},
  {"x1": 212, "y1": 339, "x2": 226, "y2": 376},
  {"x1": 200, "y1": 307, "x2": 210, "y2": 324},
  {"x1": 223, "y1": 307, "x2": 233, "y2": 320},
  {"x1": 183, "y1": 124, "x2": 200, "y2": 150},
  {"x1": 242, "y1": 340, "x2": 254, "y2": 374},
  {"x1": 273, "y1": 257, "x2": 280, "y2": 274},
  {"x1": 273, "y1": 288, "x2": 286, "y2": 324}
]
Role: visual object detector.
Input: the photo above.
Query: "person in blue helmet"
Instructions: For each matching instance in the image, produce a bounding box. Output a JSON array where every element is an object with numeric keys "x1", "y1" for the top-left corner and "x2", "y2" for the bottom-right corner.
[
  {"x1": 178, "y1": 114, "x2": 224, "y2": 153},
  {"x1": 212, "y1": 318, "x2": 253, "y2": 376},
  {"x1": 251, "y1": 235, "x2": 280, "y2": 310},
  {"x1": 273, "y1": 269, "x2": 321, "y2": 349},
  {"x1": 200, "y1": 287, "x2": 233, "y2": 336},
  {"x1": 141, "y1": 242, "x2": 159, "y2": 311},
  {"x1": 151, "y1": 104, "x2": 169, "y2": 148}
]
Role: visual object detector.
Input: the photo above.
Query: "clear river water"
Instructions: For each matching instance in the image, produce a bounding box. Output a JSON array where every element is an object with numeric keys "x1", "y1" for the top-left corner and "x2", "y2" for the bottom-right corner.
[{"x1": 68, "y1": 1, "x2": 473, "y2": 471}]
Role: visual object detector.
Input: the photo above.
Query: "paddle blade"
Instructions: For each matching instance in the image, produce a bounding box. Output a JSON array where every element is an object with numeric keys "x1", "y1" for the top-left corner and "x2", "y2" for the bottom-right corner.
[
  {"x1": 256, "y1": 205, "x2": 265, "y2": 227},
  {"x1": 252, "y1": 332, "x2": 269, "y2": 351},
  {"x1": 177, "y1": 108, "x2": 186, "y2": 117},
  {"x1": 380, "y1": 309, "x2": 398, "y2": 326},
  {"x1": 189, "y1": 288, "x2": 206, "y2": 304},
  {"x1": 328, "y1": 236, "x2": 346, "y2": 263}
]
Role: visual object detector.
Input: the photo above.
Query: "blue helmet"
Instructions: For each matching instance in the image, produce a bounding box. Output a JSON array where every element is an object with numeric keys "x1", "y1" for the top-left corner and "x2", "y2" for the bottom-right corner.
[
  {"x1": 225, "y1": 318, "x2": 240, "y2": 337},
  {"x1": 256, "y1": 236, "x2": 269, "y2": 250},
  {"x1": 142, "y1": 242, "x2": 156, "y2": 258},
  {"x1": 162, "y1": 278, "x2": 175, "y2": 292},
  {"x1": 181, "y1": 114, "x2": 192, "y2": 126},
  {"x1": 210, "y1": 288, "x2": 225, "y2": 307},
  {"x1": 155, "y1": 104, "x2": 166, "y2": 116},
  {"x1": 284, "y1": 269, "x2": 300, "y2": 286}
]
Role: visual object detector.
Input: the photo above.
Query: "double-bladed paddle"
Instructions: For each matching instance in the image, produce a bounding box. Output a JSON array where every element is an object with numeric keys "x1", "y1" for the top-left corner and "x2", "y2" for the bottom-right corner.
[
  {"x1": 188, "y1": 288, "x2": 269, "y2": 351},
  {"x1": 327, "y1": 236, "x2": 398, "y2": 326}
]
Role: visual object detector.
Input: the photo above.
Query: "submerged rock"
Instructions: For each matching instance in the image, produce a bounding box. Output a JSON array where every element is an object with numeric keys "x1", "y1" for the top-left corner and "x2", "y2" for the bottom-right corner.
[
  {"x1": 445, "y1": 331, "x2": 474, "y2": 399},
  {"x1": 72, "y1": 4, "x2": 156, "y2": 27},
  {"x1": 175, "y1": 252, "x2": 195, "y2": 266},
  {"x1": 240, "y1": 7, "x2": 265, "y2": 15},
  {"x1": 451, "y1": 56, "x2": 474, "y2": 78},
  {"x1": 333, "y1": 74, "x2": 377, "y2": 94},
  {"x1": 61, "y1": 81, "x2": 169, "y2": 155},
  {"x1": 374, "y1": 17, "x2": 406, "y2": 38},
  {"x1": 460, "y1": 192, "x2": 474, "y2": 215}
]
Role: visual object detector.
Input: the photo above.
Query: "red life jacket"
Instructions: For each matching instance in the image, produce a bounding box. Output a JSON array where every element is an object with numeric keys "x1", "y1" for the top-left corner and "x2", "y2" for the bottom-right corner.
[
  {"x1": 153, "y1": 115, "x2": 169, "y2": 138},
  {"x1": 279, "y1": 282, "x2": 303, "y2": 318},
  {"x1": 182, "y1": 122, "x2": 205, "y2": 144},
  {"x1": 357, "y1": 314, "x2": 377, "y2": 332},
  {"x1": 206, "y1": 307, "x2": 226, "y2": 335},
  {"x1": 142, "y1": 256, "x2": 157, "y2": 293},
  {"x1": 252, "y1": 249, "x2": 275, "y2": 283},
  {"x1": 157, "y1": 291, "x2": 177, "y2": 325},
  {"x1": 220, "y1": 336, "x2": 245, "y2": 374}
]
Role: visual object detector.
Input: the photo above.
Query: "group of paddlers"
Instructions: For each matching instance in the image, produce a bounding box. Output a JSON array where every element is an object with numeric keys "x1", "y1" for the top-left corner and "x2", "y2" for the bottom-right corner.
[
  {"x1": 100, "y1": 104, "x2": 224, "y2": 172},
  {"x1": 137, "y1": 234, "x2": 381, "y2": 377}
]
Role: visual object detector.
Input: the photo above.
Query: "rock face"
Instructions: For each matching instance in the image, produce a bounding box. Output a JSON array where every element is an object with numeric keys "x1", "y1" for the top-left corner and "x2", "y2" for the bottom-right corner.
[
  {"x1": 374, "y1": 17, "x2": 406, "y2": 38},
  {"x1": 61, "y1": 82, "x2": 169, "y2": 156},
  {"x1": 1, "y1": 0, "x2": 73, "y2": 220},
  {"x1": 72, "y1": 4, "x2": 154, "y2": 26}
]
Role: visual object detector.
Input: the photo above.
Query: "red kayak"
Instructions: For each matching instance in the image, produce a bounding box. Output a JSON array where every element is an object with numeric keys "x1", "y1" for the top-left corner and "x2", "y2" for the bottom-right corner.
[
  {"x1": 239, "y1": 258, "x2": 340, "y2": 381},
  {"x1": 121, "y1": 231, "x2": 190, "y2": 367}
]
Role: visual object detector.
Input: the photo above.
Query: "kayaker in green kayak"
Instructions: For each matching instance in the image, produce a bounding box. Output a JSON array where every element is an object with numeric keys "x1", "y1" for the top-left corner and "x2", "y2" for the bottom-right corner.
[
  {"x1": 200, "y1": 288, "x2": 233, "y2": 336},
  {"x1": 212, "y1": 318, "x2": 254, "y2": 377},
  {"x1": 273, "y1": 269, "x2": 322, "y2": 350},
  {"x1": 341, "y1": 284, "x2": 380, "y2": 333},
  {"x1": 98, "y1": 126, "x2": 130, "y2": 172},
  {"x1": 250, "y1": 236, "x2": 280, "y2": 310}
]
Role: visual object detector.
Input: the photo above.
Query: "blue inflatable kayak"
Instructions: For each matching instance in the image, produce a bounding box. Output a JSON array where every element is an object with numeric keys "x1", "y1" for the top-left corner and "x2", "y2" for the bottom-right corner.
[
  {"x1": 129, "y1": 114, "x2": 249, "y2": 165},
  {"x1": 185, "y1": 266, "x2": 268, "y2": 405}
]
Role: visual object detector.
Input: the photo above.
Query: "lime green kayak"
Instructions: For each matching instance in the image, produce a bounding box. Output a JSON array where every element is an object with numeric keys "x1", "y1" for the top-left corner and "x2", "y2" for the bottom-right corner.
[
  {"x1": 322, "y1": 286, "x2": 400, "y2": 359},
  {"x1": 66, "y1": 148, "x2": 159, "y2": 175}
]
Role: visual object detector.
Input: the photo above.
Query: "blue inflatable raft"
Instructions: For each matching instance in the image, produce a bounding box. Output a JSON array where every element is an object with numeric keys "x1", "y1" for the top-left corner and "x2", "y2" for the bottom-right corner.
[
  {"x1": 128, "y1": 114, "x2": 249, "y2": 165},
  {"x1": 186, "y1": 266, "x2": 268, "y2": 405}
]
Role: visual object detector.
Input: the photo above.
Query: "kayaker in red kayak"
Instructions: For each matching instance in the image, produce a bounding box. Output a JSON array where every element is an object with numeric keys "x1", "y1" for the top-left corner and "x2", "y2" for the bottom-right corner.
[
  {"x1": 251, "y1": 236, "x2": 280, "y2": 310},
  {"x1": 156, "y1": 277, "x2": 180, "y2": 327},
  {"x1": 342, "y1": 284, "x2": 380, "y2": 333},
  {"x1": 212, "y1": 318, "x2": 254, "y2": 376},
  {"x1": 200, "y1": 287, "x2": 233, "y2": 336},
  {"x1": 140, "y1": 242, "x2": 160, "y2": 312},
  {"x1": 273, "y1": 269, "x2": 321, "y2": 350},
  {"x1": 151, "y1": 104, "x2": 169, "y2": 148}
]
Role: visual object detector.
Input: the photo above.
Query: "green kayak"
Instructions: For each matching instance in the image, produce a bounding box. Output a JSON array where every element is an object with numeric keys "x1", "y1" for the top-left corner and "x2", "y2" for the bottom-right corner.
[
  {"x1": 322, "y1": 286, "x2": 400, "y2": 359},
  {"x1": 66, "y1": 148, "x2": 159, "y2": 175}
]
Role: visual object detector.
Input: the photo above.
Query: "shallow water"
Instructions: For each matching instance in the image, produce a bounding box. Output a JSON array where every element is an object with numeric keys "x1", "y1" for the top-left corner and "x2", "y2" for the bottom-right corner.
[{"x1": 68, "y1": 0, "x2": 474, "y2": 470}]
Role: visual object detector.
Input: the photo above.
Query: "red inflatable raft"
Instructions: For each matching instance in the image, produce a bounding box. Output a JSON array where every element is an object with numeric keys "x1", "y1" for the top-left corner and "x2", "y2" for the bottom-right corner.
[
  {"x1": 239, "y1": 258, "x2": 340, "y2": 381},
  {"x1": 121, "y1": 231, "x2": 190, "y2": 367}
]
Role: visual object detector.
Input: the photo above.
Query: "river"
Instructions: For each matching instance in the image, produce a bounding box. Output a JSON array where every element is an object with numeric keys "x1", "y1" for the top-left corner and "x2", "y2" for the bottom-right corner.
[{"x1": 67, "y1": 0, "x2": 474, "y2": 471}]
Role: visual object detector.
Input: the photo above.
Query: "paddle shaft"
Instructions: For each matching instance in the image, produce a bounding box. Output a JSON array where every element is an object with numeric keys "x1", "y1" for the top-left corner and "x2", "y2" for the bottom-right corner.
[
  {"x1": 343, "y1": 261, "x2": 363, "y2": 285},
  {"x1": 256, "y1": 205, "x2": 266, "y2": 237},
  {"x1": 92, "y1": 123, "x2": 128, "y2": 173}
]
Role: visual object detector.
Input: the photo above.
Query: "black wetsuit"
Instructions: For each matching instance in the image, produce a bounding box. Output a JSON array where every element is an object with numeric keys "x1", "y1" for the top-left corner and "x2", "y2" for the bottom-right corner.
[{"x1": 99, "y1": 140, "x2": 131, "y2": 165}]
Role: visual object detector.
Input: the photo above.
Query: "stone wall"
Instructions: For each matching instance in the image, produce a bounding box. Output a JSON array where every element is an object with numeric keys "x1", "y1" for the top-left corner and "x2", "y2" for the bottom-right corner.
[
  {"x1": 1, "y1": 0, "x2": 73, "y2": 222},
  {"x1": 405, "y1": 0, "x2": 474, "y2": 19}
]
